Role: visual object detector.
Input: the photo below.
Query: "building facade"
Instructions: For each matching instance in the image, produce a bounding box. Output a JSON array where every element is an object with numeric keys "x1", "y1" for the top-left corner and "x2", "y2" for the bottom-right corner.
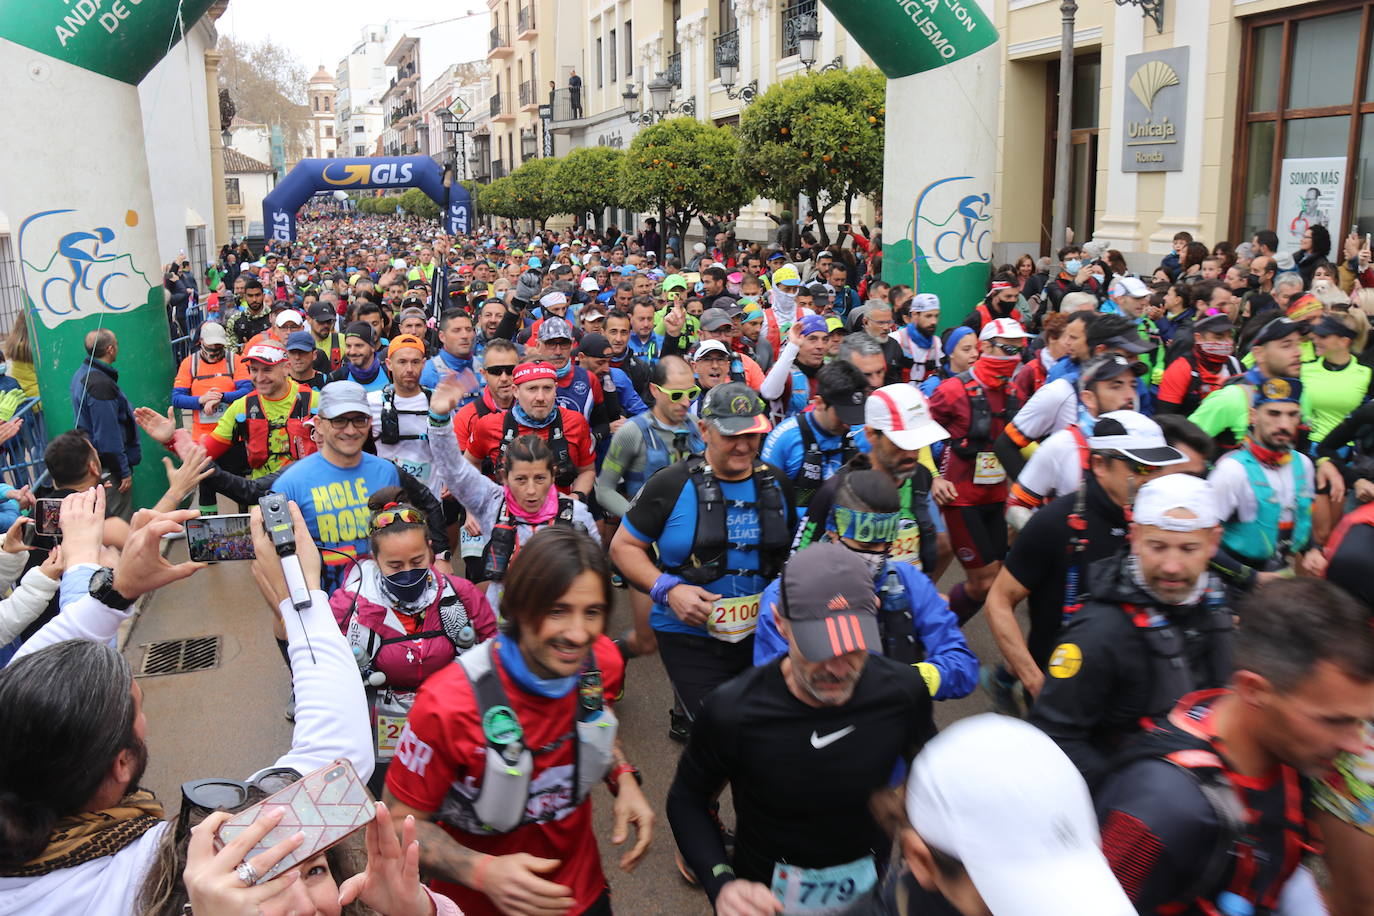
[
  {"x1": 335, "y1": 25, "x2": 394, "y2": 160},
  {"x1": 992, "y1": 0, "x2": 1374, "y2": 267},
  {"x1": 486, "y1": 0, "x2": 559, "y2": 179},
  {"x1": 382, "y1": 36, "x2": 423, "y2": 156},
  {"x1": 223, "y1": 148, "x2": 276, "y2": 242}
]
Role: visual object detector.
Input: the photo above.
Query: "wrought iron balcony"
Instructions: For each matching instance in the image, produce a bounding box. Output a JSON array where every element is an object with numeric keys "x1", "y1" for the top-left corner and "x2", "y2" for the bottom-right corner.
[{"x1": 781, "y1": 0, "x2": 817, "y2": 58}]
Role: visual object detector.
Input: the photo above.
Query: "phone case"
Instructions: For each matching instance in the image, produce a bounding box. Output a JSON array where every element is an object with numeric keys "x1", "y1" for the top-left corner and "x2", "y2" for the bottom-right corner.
[{"x1": 214, "y1": 759, "x2": 374, "y2": 884}]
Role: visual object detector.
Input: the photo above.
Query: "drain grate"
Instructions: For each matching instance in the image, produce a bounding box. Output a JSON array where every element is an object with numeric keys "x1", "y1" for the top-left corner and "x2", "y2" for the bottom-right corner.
[{"x1": 138, "y1": 636, "x2": 222, "y2": 677}]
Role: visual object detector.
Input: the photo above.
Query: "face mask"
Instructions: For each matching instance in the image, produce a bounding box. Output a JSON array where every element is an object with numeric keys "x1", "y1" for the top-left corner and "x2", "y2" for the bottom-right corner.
[
  {"x1": 1246, "y1": 274, "x2": 1260, "y2": 289},
  {"x1": 1064, "y1": 259, "x2": 1082, "y2": 274},
  {"x1": 382, "y1": 567, "x2": 430, "y2": 605},
  {"x1": 1089, "y1": 272, "x2": 1104, "y2": 284},
  {"x1": 977, "y1": 354, "x2": 1022, "y2": 380},
  {"x1": 1197, "y1": 340, "x2": 1234, "y2": 359}
]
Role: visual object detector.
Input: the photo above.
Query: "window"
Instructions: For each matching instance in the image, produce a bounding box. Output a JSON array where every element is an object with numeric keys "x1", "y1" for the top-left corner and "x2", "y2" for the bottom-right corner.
[
  {"x1": 324, "y1": 125, "x2": 333, "y2": 138},
  {"x1": 625, "y1": 20, "x2": 633, "y2": 77},
  {"x1": 225, "y1": 177, "x2": 241, "y2": 206},
  {"x1": 229, "y1": 218, "x2": 244, "y2": 239},
  {"x1": 1231, "y1": 2, "x2": 1374, "y2": 242},
  {"x1": 0, "y1": 236, "x2": 23, "y2": 336},
  {"x1": 313, "y1": 96, "x2": 319, "y2": 112},
  {"x1": 609, "y1": 28, "x2": 617, "y2": 84},
  {"x1": 355, "y1": 144, "x2": 367, "y2": 156},
  {"x1": 596, "y1": 37, "x2": 604, "y2": 88},
  {"x1": 185, "y1": 227, "x2": 207, "y2": 296},
  {"x1": 354, "y1": 124, "x2": 365, "y2": 133}
]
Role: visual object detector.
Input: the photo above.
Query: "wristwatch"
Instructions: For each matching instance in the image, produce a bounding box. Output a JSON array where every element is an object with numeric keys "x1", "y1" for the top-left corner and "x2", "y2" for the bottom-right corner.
[{"x1": 89, "y1": 566, "x2": 136, "y2": 611}]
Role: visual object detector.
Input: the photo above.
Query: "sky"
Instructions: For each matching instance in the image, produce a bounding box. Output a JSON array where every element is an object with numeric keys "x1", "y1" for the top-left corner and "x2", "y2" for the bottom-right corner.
[{"x1": 219, "y1": 0, "x2": 488, "y2": 77}]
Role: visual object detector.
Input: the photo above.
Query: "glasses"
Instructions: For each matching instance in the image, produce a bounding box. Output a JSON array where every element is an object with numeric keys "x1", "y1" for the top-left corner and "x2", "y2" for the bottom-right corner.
[
  {"x1": 324, "y1": 414, "x2": 371, "y2": 430},
  {"x1": 177, "y1": 768, "x2": 299, "y2": 840},
  {"x1": 654, "y1": 383, "x2": 701, "y2": 403},
  {"x1": 990, "y1": 342, "x2": 1025, "y2": 355},
  {"x1": 371, "y1": 505, "x2": 425, "y2": 532},
  {"x1": 1110, "y1": 455, "x2": 1156, "y2": 476},
  {"x1": 484, "y1": 364, "x2": 516, "y2": 376}
]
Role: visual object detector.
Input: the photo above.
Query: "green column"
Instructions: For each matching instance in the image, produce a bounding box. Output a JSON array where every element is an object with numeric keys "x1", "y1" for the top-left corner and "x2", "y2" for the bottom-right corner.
[{"x1": 1, "y1": 0, "x2": 214, "y2": 504}]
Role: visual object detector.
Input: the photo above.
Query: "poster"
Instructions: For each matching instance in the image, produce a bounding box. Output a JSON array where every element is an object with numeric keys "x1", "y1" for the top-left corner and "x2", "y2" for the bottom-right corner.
[{"x1": 1276, "y1": 157, "x2": 1347, "y2": 253}]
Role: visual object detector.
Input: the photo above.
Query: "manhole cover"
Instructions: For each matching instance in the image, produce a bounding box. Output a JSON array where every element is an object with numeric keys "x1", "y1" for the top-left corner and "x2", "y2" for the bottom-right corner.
[{"x1": 138, "y1": 636, "x2": 221, "y2": 677}]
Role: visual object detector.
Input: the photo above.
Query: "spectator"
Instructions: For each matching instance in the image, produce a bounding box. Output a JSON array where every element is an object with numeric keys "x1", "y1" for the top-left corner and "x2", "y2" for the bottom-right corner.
[{"x1": 70, "y1": 329, "x2": 139, "y2": 521}]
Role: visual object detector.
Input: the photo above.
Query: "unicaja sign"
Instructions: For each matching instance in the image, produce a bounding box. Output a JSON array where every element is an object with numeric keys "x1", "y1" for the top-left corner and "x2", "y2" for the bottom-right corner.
[{"x1": 1121, "y1": 48, "x2": 1189, "y2": 173}]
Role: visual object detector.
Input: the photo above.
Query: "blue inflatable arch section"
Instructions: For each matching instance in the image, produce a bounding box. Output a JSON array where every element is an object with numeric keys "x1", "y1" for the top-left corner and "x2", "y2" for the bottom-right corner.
[{"x1": 262, "y1": 156, "x2": 472, "y2": 242}]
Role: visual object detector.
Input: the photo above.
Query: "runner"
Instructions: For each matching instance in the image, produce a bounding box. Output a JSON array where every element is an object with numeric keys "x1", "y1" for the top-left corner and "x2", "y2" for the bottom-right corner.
[
  {"x1": 760, "y1": 361, "x2": 866, "y2": 509},
  {"x1": 328, "y1": 322, "x2": 392, "y2": 393},
  {"x1": 666, "y1": 543, "x2": 935, "y2": 915},
  {"x1": 368, "y1": 334, "x2": 444, "y2": 498}
]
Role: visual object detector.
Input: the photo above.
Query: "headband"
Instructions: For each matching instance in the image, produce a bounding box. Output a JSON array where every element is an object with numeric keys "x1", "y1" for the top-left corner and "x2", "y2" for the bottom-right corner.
[
  {"x1": 827, "y1": 506, "x2": 902, "y2": 544},
  {"x1": 512, "y1": 362, "x2": 557, "y2": 386}
]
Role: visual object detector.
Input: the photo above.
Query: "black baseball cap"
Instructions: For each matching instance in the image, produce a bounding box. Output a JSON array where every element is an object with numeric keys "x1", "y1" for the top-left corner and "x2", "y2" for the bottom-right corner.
[
  {"x1": 307, "y1": 302, "x2": 336, "y2": 322},
  {"x1": 699, "y1": 308, "x2": 734, "y2": 332},
  {"x1": 578, "y1": 332, "x2": 612, "y2": 359},
  {"x1": 778, "y1": 543, "x2": 881, "y2": 661},
  {"x1": 818, "y1": 366, "x2": 868, "y2": 426},
  {"x1": 1193, "y1": 313, "x2": 1234, "y2": 335},
  {"x1": 1252, "y1": 316, "x2": 1306, "y2": 347},
  {"x1": 1078, "y1": 353, "x2": 1146, "y2": 389},
  {"x1": 699, "y1": 382, "x2": 772, "y2": 435},
  {"x1": 1311, "y1": 314, "x2": 1357, "y2": 339}
]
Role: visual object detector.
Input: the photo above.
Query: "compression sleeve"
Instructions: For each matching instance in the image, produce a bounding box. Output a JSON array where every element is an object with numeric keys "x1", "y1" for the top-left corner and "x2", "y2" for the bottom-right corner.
[
  {"x1": 594, "y1": 420, "x2": 644, "y2": 519},
  {"x1": 426, "y1": 415, "x2": 503, "y2": 532},
  {"x1": 666, "y1": 688, "x2": 741, "y2": 904},
  {"x1": 759, "y1": 341, "x2": 799, "y2": 402}
]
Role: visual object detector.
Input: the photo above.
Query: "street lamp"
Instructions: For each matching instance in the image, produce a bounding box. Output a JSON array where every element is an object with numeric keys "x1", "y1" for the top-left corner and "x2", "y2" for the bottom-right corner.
[
  {"x1": 798, "y1": 16, "x2": 820, "y2": 69},
  {"x1": 648, "y1": 73, "x2": 672, "y2": 113},
  {"x1": 716, "y1": 31, "x2": 757, "y2": 105},
  {"x1": 520, "y1": 127, "x2": 537, "y2": 161},
  {"x1": 624, "y1": 75, "x2": 696, "y2": 125}
]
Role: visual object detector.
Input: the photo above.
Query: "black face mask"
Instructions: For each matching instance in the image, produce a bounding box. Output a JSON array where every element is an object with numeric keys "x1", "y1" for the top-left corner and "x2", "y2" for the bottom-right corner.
[
  {"x1": 383, "y1": 567, "x2": 430, "y2": 605},
  {"x1": 1247, "y1": 274, "x2": 1261, "y2": 290}
]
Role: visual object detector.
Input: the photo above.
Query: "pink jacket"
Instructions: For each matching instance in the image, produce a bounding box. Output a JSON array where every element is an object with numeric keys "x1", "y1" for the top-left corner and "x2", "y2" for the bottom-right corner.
[{"x1": 330, "y1": 565, "x2": 497, "y2": 691}]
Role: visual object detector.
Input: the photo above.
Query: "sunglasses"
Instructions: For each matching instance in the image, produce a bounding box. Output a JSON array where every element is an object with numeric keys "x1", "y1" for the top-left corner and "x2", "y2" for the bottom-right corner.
[
  {"x1": 324, "y1": 414, "x2": 371, "y2": 430},
  {"x1": 1111, "y1": 455, "x2": 1156, "y2": 476},
  {"x1": 371, "y1": 505, "x2": 425, "y2": 533},
  {"x1": 177, "y1": 768, "x2": 299, "y2": 840},
  {"x1": 989, "y1": 342, "x2": 1025, "y2": 355},
  {"x1": 654, "y1": 383, "x2": 701, "y2": 403},
  {"x1": 484, "y1": 364, "x2": 516, "y2": 376}
]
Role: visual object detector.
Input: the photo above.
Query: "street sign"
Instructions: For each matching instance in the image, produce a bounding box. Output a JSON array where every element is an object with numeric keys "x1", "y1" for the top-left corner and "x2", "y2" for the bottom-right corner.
[
  {"x1": 448, "y1": 96, "x2": 471, "y2": 118},
  {"x1": 538, "y1": 104, "x2": 552, "y2": 119},
  {"x1": 454, "y1": 121, "x2": 476, "y2": 133}
]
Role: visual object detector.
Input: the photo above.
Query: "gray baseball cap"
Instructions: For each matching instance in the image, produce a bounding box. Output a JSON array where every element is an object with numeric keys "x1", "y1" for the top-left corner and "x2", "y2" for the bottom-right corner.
[
  {"x1": 317, "y1": 380, "x2": 371, "y2": 420},
  {"x1": 778, "y1": 543, "x2": 881, "y2": 661}
]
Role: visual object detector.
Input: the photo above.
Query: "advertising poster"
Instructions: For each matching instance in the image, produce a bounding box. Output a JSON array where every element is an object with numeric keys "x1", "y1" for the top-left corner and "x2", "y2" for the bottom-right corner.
[{"x1": 1276, "y1": 157, "x2": 1347, "y2": 253}]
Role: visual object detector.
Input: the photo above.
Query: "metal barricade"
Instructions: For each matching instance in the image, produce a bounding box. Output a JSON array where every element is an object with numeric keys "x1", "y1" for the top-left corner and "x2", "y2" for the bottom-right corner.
[{"x1": 0, "y1": 397, "x2": 49, "y2": 489}]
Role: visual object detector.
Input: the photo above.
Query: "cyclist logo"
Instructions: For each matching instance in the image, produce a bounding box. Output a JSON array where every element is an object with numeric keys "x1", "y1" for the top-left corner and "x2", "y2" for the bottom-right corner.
[
  {"x1": 907, "y1": 176, "x2": 992, "y2": 291},
  {"x1": 17, "y1": 208, "x2": 153, "y2": 329}
]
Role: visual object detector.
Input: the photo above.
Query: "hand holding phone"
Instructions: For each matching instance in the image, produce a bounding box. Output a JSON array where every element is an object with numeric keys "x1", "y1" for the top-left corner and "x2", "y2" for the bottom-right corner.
[
  {"x1": 215, "y1": 759, "x2": 374, "y2": 884},
  {"x1": 185, "y1": 514, "x2": 254, "y2": 562},
  {"x1": 35, "y1": 497, "x2": 63, "y2": 538}
]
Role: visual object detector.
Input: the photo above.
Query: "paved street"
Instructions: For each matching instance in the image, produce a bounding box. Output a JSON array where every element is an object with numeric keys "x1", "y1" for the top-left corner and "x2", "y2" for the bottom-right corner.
[{"x1": 125, "y1": 542, "x2": 994, "y2": 915}]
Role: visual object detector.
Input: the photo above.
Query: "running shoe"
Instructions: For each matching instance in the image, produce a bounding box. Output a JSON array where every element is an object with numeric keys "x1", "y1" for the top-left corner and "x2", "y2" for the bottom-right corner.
[{"x1": 668, "y1": 704, "x2": 691, "y2": 743}]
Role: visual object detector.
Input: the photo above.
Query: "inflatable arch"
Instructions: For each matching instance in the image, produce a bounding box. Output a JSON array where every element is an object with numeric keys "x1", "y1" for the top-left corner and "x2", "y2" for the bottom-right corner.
[{"x1": 262, "y1": 156, "x2": 472, "y2": 242}]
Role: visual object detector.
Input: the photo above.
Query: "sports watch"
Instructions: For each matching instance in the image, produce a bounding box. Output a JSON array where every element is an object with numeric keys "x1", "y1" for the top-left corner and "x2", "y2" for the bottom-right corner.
[{"x1": 88, "y1": 566, "x2": 136, "y2": 610}]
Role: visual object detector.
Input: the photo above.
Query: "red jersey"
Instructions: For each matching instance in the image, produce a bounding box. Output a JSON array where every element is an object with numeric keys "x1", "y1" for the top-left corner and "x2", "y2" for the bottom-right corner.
[
  {"x1": 465, "y1": 407, "x2": 596, "y2": 492},
  {"x1": 386, "y1": 636, "x2": 624, "y2": 916},
  {"x1": 453, "y1": 389, "x2": 506, "y2": 452},
  {"x1": 928, "y1": 366, "x2": 1015, "y2": 507}
]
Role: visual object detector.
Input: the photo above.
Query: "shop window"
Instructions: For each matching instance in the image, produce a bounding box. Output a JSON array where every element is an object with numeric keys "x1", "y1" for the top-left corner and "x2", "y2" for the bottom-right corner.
[{"x1": 1288, "y1": 10, "x2": 1361, "y2": 109}]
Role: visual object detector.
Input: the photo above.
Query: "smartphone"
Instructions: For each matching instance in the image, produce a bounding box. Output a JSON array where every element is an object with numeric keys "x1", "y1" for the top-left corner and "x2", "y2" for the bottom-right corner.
[
  {"x1": 215, "y1": 759, "x2": 374, "y2": 884},
  {"x1": 20, "y1": 519, "x2": 35, "y2": 548},
  {"x1": 184, "y1": 513, "x2": 255, "y2": 562},
  {"x1": 34, "y1": 498, "x2": 62, "y2": 537}
]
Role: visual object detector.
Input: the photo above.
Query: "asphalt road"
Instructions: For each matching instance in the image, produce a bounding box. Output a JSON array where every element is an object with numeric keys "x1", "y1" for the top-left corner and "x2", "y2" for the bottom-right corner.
[{"x1": 125, "y1": 544, "x2": 995, "y2": 915}]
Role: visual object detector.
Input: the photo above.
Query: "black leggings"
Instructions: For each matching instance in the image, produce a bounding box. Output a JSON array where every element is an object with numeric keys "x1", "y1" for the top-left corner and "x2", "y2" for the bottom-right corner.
[{"x1": 656, "y1": 631, "x2": 754, "y2": 721}]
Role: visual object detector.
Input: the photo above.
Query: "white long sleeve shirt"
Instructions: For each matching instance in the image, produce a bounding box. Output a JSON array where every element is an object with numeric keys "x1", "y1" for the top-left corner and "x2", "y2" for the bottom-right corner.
[
  {"x1": 0, "y1": 576, "x2": 372, "y2": 916},
  {"x1": 0, "y1": 549, "x2": 60, "y2": 646}
]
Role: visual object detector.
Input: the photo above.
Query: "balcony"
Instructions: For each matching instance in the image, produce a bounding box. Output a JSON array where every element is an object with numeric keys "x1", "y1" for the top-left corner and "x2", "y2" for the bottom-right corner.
[
  {"x1": 667, "y1": 50, "x2": 682, "y2": 87},
  {"x1": 781, "y1": 0, "x2": 817, "y2": 58},
  {"x1": 518, "y1": 79, "x2": 539, "y2": 110},
  {"x1": 491, "y1": 158, "x2": 507, "y2": 179},
  {"x1": 388, "y1": 99, "x2": 418, "y2": 125},
  {"x1": 488, "y1": 25, "x2": 512, "y2": 58},
  {"x1": 712, "y1": 31, "x2": 737, "y2": 79},
  {"x1": 490, "y1": 90, "x2": 515, "y2": 121},
  {"x1": 517, "y1": 5, "x2": 536, "y2": 38},
  {"x1": 393, "y1": 61, "x2": 417, "y2": 85},
  {"x1": 548, "y1": 87, "x2": 580, "y2": 123}
]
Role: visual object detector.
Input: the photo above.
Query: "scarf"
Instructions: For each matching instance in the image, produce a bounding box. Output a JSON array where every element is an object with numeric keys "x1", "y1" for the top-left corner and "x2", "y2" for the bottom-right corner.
[
  {"x1": 771, "y1": 287, "x2": 798, "y2": 323},
  {"x1": 1044, "y1": 355, "x2": 1080, "y2": 386},
  {"x1": 972, "y1": 357, "x2": 1017, "y2": 388},
  {"x1": 1, "y1": 790, "x2": 164, "y2": 877},
  {"x1": 1126, "y1": 553, "x2": 1209, "y2": 608},
  {"x1": 1195, "y1": 340, "x2": 1234, "y2": 369},
  {"x1": 497, "y1": 635, "x2": 578, "y2": 699},
  {"x1": 1243, "y1": 435, "x2": 1292, "y2": 468},
  {"x1": 553, "y1": 359, "x2": 573, "y2": 381},
  {"x1": 436, "y1": 349, "x2": 473, "y2": 376},
  {"x1": 512, "y1": 401, "x2": 556, "y2": 429},
  {"x1": 346, "y1": 356, "x2": 382, "y2": 385},
  {"x1": 505, "y1": 482, "x2": 558, "y2": 525}
]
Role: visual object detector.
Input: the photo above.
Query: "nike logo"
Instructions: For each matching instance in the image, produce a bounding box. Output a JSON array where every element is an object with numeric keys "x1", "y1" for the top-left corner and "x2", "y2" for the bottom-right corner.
[{"x1": 810, "y1": 726, "x2": 855, "y2": 749}]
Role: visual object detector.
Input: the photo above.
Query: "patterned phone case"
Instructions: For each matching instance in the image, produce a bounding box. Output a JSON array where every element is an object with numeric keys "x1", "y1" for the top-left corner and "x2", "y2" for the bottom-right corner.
[{"x1": 214, "y1": 759, "x2": 374, "y2": 883}]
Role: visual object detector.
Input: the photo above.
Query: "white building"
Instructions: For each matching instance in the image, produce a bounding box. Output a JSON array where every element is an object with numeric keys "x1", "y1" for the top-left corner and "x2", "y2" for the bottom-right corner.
[
  {"x1": 223, "y1": 148, "x2": 275, "y2": 242},
  {"x1": 420, "y1": 61, "x2": 491, "y2": 181},
  {"x1": 335, "y1": 25, "x2": 393, "y2": 159},
  {"x1": 227, "y1": 117, "x2": 273, "y2": 167}
]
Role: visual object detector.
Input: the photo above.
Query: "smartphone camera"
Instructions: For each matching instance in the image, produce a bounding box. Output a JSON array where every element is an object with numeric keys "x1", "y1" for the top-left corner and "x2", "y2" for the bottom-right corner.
[
  {"x1": 326, "y1": 765, "x2": 345, "y2": 782},
  {"x1": 184, "y1": 514, "x2": 255, "y2": 562}
]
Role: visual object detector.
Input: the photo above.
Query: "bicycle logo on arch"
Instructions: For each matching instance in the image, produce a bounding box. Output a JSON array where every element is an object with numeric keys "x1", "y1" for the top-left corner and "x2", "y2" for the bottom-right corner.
[
  {"x1": 17, "y1": 208, "x2": 154, "y2": 328},
  {"x1": 907, "y1": 175, "x2": 992, "y2": 279}
]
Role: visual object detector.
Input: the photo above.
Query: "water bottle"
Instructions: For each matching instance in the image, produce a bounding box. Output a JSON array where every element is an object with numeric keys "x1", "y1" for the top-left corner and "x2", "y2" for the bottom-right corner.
[{"x1": 1215, "y1": 892, "x2": 1254, "y2": 916}]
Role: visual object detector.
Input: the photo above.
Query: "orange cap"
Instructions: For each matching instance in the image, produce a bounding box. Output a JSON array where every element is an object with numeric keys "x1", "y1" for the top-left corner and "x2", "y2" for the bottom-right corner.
[{"x1": 387, "y1": 334, "x2": 427, "y2": 358}]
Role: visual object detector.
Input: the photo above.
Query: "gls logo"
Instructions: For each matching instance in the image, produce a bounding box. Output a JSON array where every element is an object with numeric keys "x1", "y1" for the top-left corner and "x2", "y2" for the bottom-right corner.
[{"x1": 321, "y1": 162, "x2": 415, "y2": 187}]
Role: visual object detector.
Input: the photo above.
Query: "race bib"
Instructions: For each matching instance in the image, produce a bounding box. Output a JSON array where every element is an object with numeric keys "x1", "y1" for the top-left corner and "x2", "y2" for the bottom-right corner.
[
  {"x1": 770, "y1": 857, "x2": 877, "y2": 915},
  {"x1": 972, "y1": 451, "x2": 1005, "y2": 486},
  {"x1": 398, "y1": 460, "x2": 432, "y2": 484},
  {"x1": 707, "y1": 593, "x2": 761, "y2": 643},
  {"x1": 459, "y1": 527, "x2": 489, "y2": 559},
  {"x1": 376, "y1": 714, "x2": 406, "y2": 759},
  {"x1": 196, "y1": 401, "x2": 227, "y2": 425},
  {"x1": 888, "y1": 523, "x2": 923, "y2": 569}
]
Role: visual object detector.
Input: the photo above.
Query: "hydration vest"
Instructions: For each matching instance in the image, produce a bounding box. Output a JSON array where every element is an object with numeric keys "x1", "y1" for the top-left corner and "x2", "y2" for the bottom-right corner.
[
  {"x1": 232, "y1": 309, "x2": 272, "y2": 346},
  {"x1": 450, "y1": 640, "x2": 617, "y2": 834},
  {"x1": 1177, "y1": 350, "x2": 1243, "y2": 415},
  {"x1": 668, "y1": 456, "x2": 792, "y2": 586},
  {"x1": 1219, "y1": 449, "x2": 1312, "y2": 568},
  {"x1": 1113, "y1": 690, "x2": 1308, "y2": 915},
  {"x1": 500, "y1": 409, "x2": 577, "y2": 489},
  {"x1": 1060, "y1": 425, "x2": 1095, "y2": 619},
  {"x1": 343, "y1": 573, "x2": 478, "y2": 675},
  {"x1": 243, "y1": 388, "x2": 316, "y2": 469},
  {"x1": 480, "y1": 495, "x2": 576, "y2": 583},
  {"x1": 794, "y1": 414, "x2": 858, "y2": 507},
  {"x1": 190, "y1": 351, "x2": 237, "y2": 384},
  {"x1": 379, "y1": 385, "x2": 432, "y2": 445},
  {"x1": 949, "y1": 370, "x2": 1021, "y2": 460},
  {"x1": 1324, "y1": 500, "x2": 1374, "y2": 560},
  {"x1": 622, "y1": 413, "x2": 704, "y2": 496},
  {"x1": 321, "y1": 333, "x2": 345, "y2": 371},
  {"x1": 876, "y1": 562, "x2": 920, "y2": 665},
  {"x1": 1119, "y1": 586, "x2": 1234, "y2": 718}
]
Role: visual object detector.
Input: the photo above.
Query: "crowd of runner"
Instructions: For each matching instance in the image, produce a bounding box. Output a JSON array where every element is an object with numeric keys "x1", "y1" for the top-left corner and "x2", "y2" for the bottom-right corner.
[{"x1": 2, "y1": 212, "x2": 1374, "y2": 916}]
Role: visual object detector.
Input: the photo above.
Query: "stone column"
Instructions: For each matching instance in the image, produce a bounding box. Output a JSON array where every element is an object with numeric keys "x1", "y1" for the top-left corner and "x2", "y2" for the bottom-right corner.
[{"x1": 204, "y1": 48, "x2": 229, "y2": 248}]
